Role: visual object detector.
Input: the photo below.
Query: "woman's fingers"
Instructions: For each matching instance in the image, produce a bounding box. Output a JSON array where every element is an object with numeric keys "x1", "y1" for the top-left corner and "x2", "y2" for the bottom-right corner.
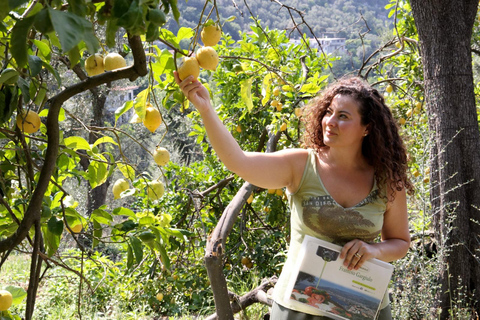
[{"x1": 341, "y1": 239, "x2": 370, "y2": 270}]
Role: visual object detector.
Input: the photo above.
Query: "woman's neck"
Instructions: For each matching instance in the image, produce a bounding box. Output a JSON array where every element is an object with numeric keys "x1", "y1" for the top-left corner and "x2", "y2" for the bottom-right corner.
[{"x1": 318, "y1": 146, "x2": 369, "y2": 171}]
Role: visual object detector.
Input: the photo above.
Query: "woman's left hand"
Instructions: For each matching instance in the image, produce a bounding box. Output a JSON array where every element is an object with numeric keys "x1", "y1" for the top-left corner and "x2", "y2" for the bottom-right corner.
[{"x1": 340, "y1": 239, "x2": 378, "y2": 270}]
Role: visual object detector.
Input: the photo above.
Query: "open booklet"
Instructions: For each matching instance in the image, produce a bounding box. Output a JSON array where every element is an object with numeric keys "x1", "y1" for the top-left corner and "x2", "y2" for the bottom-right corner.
[{"x1": 284, "y1": 235, "x2": 394, "y2": 320}]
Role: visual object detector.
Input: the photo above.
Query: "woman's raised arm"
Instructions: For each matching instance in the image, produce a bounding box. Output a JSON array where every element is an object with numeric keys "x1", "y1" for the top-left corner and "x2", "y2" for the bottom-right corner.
[{"x1": 174, "y1": 72, "x2": 308, "y2": 192}]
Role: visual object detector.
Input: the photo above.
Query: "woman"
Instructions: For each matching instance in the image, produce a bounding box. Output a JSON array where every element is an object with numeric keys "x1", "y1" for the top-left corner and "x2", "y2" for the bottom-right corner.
[{"x1": 175, "y1": 73, "x2": 412, "y2": 320}]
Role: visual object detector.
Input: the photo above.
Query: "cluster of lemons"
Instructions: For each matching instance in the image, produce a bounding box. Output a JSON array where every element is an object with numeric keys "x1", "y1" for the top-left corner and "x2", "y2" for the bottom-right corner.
[
  {"x1": 177, "y1": 23, "x2": 222, "y2": 81},
  {"x1": 112, "y1": 146, "x2": 170, "y2": 201},
  {"x1": 84, "y1": 52, "x2": 127, "y2": 77}
]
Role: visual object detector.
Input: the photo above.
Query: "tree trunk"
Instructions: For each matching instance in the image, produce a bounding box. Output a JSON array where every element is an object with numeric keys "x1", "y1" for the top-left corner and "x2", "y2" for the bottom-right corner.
[{"x1": 410, "y1": 1, "x2": 480, "y2": 318}]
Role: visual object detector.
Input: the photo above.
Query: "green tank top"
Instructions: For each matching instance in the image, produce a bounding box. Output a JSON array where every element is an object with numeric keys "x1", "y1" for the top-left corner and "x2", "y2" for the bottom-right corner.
[{"x1": 273, "y1": 148, "x2": 390, "y2": 312}]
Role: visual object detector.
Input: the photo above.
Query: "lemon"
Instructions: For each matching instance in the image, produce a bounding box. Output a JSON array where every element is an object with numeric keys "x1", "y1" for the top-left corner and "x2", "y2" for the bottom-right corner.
[
  {"x1": 147, "y1": 180, "x2": 165, "y2": 200},
  {"x1": 270, "y1": 100, "x2": 279, "y2": 107},
  {"x1": 68, "y1": 223, "x2": 83, "y2": 233},
  {"x1": 196, "y1": 46, "x2": 219, "y2": 71},
  {"x1": 275, "y1": 189, "x2": 283, "y2": 196},
  {"x1": 177, "y1": 56, "x2": 200, "y2": 81},
  {"x1": 156, "y1": 292, "x2": 164, "y2": 302},
  {"x1": 294, "y1": 107, "x2": 302, "y2": 117},
  {"x1": 201, "y1": 24, "x2": 222, "y2": 46},
  {"x1": 386, "y1": 84, "x2": 393, "y2": 93},
  {"x1": 399, "y1": 118, "x2": 406, "y2": 125},
  {"x1": 112, "y1": 178, "x2": 129, "y2": 199},
  {"x1": 104, "y1": 53, "x2": 127, "y2": 71},
  {"x1": 0, "y1": 290, "x2": 13, "y2": 311},
  {"x1": 276, "y1": 103, "x2": 283, "y2": 112},
  {"x1": 17, "y1": 110, "x2": 41, "y2": 134},
  {"x1": 153, "y1": 146, "x2": 170, "y2": 166},
  {"x1": 272, "y1": 87, "x2": 281, "y2": 96},
  {"x1": 241, "y1": 256, "x2": 251, "y2": 266},
  {"x1": 236, "y1": 125, "x2": 242, "y2": 133},
  {"x1": 143, "y1": 104, "x2": 162, "y2": 133},
  {"x1": 280, "y1": 123, "x2": 287, "y2": 131},
  {"x1": 85, "y1": 54, "x2": 104, "y2": 76},
  {"x1": 246, "y1": 194, "x2": 253, "y2": 204}
]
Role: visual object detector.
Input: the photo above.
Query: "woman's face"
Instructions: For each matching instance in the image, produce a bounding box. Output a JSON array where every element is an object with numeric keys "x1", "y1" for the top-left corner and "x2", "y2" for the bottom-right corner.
[{"x1": 321, "y1": 94, "x2": 369, "y2": 149}]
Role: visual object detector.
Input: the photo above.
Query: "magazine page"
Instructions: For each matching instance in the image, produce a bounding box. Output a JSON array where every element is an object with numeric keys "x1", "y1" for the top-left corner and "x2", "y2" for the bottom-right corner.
[{"x1": 285, "y1": 235, "x2": 394, "y2": 320}]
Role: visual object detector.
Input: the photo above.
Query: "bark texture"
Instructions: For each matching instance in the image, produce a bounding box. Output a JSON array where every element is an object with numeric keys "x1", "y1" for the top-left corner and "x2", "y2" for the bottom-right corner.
[{"x1": 410, "y1": 1, "x2": 480, "y2": 318}]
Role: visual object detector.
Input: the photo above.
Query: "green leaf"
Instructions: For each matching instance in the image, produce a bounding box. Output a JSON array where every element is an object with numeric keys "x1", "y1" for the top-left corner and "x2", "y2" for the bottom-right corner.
[
  {"x1": 159, "y1": 29, "x2": 179, "y2": 49},
  {"x1": 42, "y1": 61, "x2": 62, "y2": 86},
  {"x1": 112, "y1": 207, "x2": 136, "y2": 218},
  {"x1": 17, "y1": 77, "x2": 30, "y2": 102},
  {"x1": 3, "y1": 285, "x2": 27, "y2": 305},
  {"x1": 28, "y1": 55, "x2": 43, "y2": 77},
  {"x1": 68, "y1": 46, "x2": 81, "y2": 68},
  {"x1": 11, "y1": 15, "x2": 36, "y2": 68},
  {"x1": 47, "y1": 217, "x2": 63, "y2": 236},
  {"x1": 300, "y1": 82, "x2": 320, "y2": 94},
  {"x1": 225, "y1": 15, "x2": 236, "y2": 22},
  {"x1": 0, "y1": 1, "x2": 9, "y2": 21},
  {"x1": 9, "y1": 0, "x2": 29, "y2": 10},
  {"x1": 176, "y1": 27, "x2": 194, "y2": 42},
  {"x1": 139, "y1": 216, "x2": 155, "y2": 226},
  {"x1": 32, "y1": 39, "x2": 52, "y2": 61},
  {"x1": 117, "y1": 162, "x2": 136, "y2": 181},
  {"x1": 115, "y1": 100, "x2": 133, "y2": 125},
  {"x1": 92, "y1": 136, "x2": 118, "y2": 148},
  {"x1": 158, "y1": 242, "x2": 170, "y2": 270},
  {"x1": 48, "y1": 9, "x2": 94, "y2": 53},
  {"x1": 92, "y1": 220, "x2": 102, "y2": 248},
  {"x1": 133, "y1": 87, "x2": 149, "y2": 120},
  {"x1": 64, "y1": 136, "x2": 91, "y2": 151},
  {"x1": 261, "y1": 73, "x2": 275, "y2": 105},
  {"x1": 130, "y1": 236, "x2": 143, "y2": 264},
  {"x1": 240, "y1": 78, "x2": 254, "y2": 111},
  {"x1": 91, "y1": 208, "x2": 113, "y2": 225},
  {"x1": 87, "y1": 155, "x2": 108, "y2": 189},
  {"x1": 126, "y1": 242, "x2": 134, "y2": 269},
  {"x1": 168, "y1": 0, "x2": 180, "y2": 23}
]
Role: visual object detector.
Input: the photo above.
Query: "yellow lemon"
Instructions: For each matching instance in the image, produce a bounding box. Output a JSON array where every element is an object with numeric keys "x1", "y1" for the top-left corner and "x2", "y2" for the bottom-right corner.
[
  {"x1": 399, "y1": 118, "x2": 406, "y2": 125},
  {"x1": 85, "y1": 53, "x2": 104, "y2": 76},
  {"x1": 280, "y1": 123, "x2": 287, "y2": 131},
  {"x1": 112, "y1": 179, "x2": 129, "y2": 199},
  {"x1": 294, "y1": 107, "x2": 302, "y2": 118},
  {"x1": 17, "y1": 110, "x2": 41, "y2": 134},
  {"x1": 177, "y1": 56, "x2": 200, "y2": 81},
  {"x1": 247, "y1": 194, "x2": 253, "y2": 204},
  {"x1": 272, "y1": 87, "x2": 281, "y2": 96},
  {"x1": 153, "y1": 146, "x2": 170, "y2": 166},
  {"x1": 241, "y1": 256, "x2": 251, "y2": 266},
  {"x1": 104, "y1": 53, "x2": 127, "y2": 71},
  {"x1": 143, "y1": 104, "x2": 162, "y2": 133},
  {"x1": 156, "y1": 292, "x2": 164, "y2": 302},
  {"x1": 147, "y1": 180, "x2": 165, "y2": 200},
  {"x1": 68, "y1": 223, "x2": 83, "y2": 233},
  {"x1": 196, "y1": 46, "x2": 219, "y2": 71},
  {"x1": 201, "y1": 24, "x2": 222, "y2": 46},
  {"x1": 386, "y1": 84, "x2": 393, "y2": 93},
  {"x1": 236, "y1": 125, "x2": 242, "y2": 133},
  {"x1": 267, "y1": 189, "x2": 275, "y2": 194},
  {"x1": 275, "y1": 189, "x2": 283, "y2": 197},
  {"x1": 0, "y1": 290, "x2": 13, "y2": 311},
  {"x1": 270, "y1": 100, "x2": 279, "y2": 107}
]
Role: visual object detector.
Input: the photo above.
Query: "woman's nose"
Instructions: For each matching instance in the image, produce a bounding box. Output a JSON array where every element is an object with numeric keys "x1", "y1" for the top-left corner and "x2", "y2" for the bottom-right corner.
[{"x1": 325, "y1": 114, "x2": 336, "y2": 126}]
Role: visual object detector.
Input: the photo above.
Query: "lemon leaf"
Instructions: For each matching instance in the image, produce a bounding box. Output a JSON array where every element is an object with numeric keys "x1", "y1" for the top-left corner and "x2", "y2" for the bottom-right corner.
[
  {"x1": 91, "y1": 208, "x2": 113, "y2": 225},
  {"x1": 112, "y1": 207, "x2": 136, "y2": 218},
  {"x1": 92, "y1": 220, "x2": 102, "y2": 248},
  {"x1": 87, "y1": 154, "x2": 108, "y2": 189},
  {"x1": 261, "y1": 73, "x2": 275, "y2": 105},
  {"x1": 117, "y1": 162, "x2": 136, "y2": 181},
  {"x1": 92, "y1": 136, "x2": 119, "y2": 148},
  {"x1": 4, "y1": 285, "x2": 27, "y2": 305},
  {"x1": 133, "y1": 87, "x2": 149, "y2": 120},
  {"x1": 240, "y1": 78, "x2": 254, "y2": 111},
  {"x1": 130, "y1": 236, "x2": 143, "y2": 264},
  {"x1": 64, "y1": 136, "x2": 91, "y2": 151},
  {"x1": 176, "y1": 27, "x2": 194, "y2": 42}
]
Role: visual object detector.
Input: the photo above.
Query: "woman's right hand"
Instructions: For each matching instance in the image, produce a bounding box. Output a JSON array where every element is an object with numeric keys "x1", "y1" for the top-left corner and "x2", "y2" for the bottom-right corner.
[{"x1": 174, "y1": 71, "x2": 212, "y2": 114}]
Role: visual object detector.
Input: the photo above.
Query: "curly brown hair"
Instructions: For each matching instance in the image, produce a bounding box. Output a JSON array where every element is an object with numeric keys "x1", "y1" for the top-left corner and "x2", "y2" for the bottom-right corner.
[{"x1": 302, "y1": 76, "x2": 414, "y2": 200}]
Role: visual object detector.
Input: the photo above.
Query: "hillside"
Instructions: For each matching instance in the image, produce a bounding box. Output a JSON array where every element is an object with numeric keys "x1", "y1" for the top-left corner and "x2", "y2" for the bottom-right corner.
[{"x1": 166, "y1": 0, "x2": 392, "y2": 41}]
